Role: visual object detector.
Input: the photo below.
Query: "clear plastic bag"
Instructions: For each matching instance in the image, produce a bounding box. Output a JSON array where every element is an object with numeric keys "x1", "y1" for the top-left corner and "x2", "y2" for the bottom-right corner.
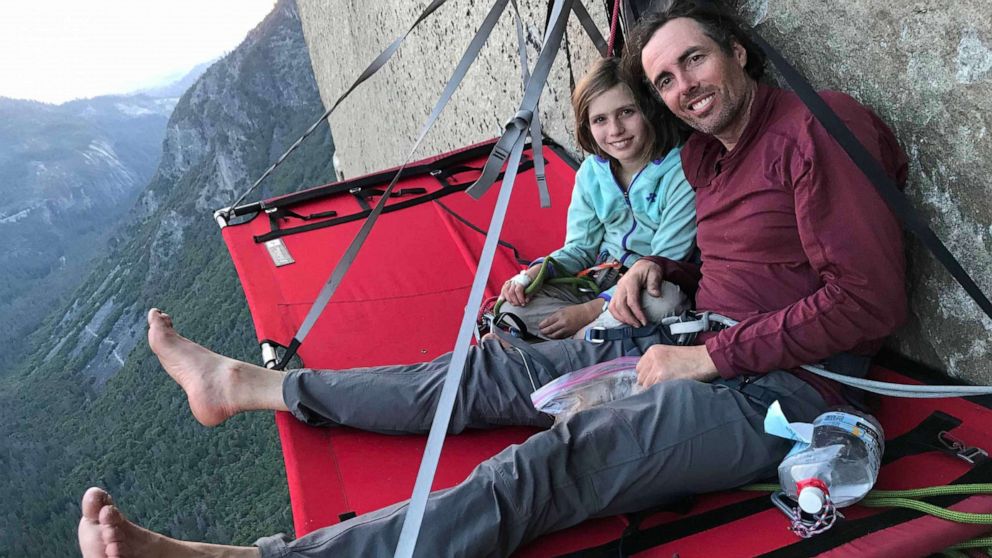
[{"x1": 531, "y1": 357, "x2": 642, "y2": 421}]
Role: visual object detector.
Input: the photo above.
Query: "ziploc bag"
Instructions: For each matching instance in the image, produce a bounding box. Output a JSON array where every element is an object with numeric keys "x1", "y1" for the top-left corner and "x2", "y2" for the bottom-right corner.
[{"x1": 530, "y1": 356, "x2": 642, "y2": 421}]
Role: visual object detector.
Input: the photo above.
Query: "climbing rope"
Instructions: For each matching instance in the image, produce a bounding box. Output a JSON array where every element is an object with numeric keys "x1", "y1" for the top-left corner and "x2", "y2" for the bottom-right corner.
[
  {"x1": 606, "y1": 0, "x2": 621, "y2": 56},
  {"x1": 743, "y1": 483, "x2": 992, "y2": 524}
]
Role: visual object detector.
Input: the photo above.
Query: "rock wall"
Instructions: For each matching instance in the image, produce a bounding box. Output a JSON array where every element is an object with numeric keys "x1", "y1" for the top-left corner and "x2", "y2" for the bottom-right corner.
[
  {"x1": 297, "y1": 0, "x2": 992, "y2": 383},
  {"x1": 296, "y1": 0, "x2": 606, "y2": 173}
]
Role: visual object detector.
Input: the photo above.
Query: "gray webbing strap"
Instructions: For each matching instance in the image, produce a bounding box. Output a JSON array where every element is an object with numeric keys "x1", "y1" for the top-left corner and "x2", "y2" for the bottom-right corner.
[
  {"x1": 511, "y1": 0, "x2": 551, "y2": 207},
  {"x1": 227, "y1": 0, "x2": 451, "y2": 214},
  {"x1": 276, "y1": 0, "x2": 511, "y2": 366},
  {"x1": 494, "y1": 327, "x2": 559, "y2": 376},
  {"x1": 693, "y1": 314, "x2": 992, "y2": 398},
  {"x1": 466, "y1": 0, "x2": 573, "y2": 200},
  {"x1": 571, "y1": 0, "x2": 607, "y2": 54},
  {"x1": 394, "y1": 133, "x2": 529, "y2": 558}
]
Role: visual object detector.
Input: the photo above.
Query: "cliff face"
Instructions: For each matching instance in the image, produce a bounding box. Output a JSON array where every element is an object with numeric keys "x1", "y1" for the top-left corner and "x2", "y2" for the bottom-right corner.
[
  {"x1": 0, "y1": 1, "x2": 335, "y2": 555},
  {"x1": 297, "y1": 0, "x2": 991, "y2": 383},
  {"x1": 747, "y1": 0, "x2": 992, "y2": 383}
]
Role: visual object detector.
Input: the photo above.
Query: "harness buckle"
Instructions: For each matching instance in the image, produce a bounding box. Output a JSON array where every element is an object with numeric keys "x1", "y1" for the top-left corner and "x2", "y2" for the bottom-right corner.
[
  {"x1": 585, "y1": 327, "x2": 607, "y2": 344},
  {"x1": 938, "y1": 431, "x2": 989, "y2": 464}
]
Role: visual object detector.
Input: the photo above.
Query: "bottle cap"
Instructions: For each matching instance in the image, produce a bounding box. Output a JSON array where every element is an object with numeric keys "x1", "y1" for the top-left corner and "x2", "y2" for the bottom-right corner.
[{"x1": 798, "y1": 486, "x2": 826, "y2": 514}]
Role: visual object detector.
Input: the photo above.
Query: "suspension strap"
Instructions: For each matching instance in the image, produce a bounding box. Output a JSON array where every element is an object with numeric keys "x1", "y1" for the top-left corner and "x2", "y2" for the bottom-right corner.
[
  {"x1": 226, "y1": 0, "x2": 453, "y2": 214},
  {"x1": 571, "y1": 1, "x2": 607, "y2": 55},
  {"x1": 466, "y1": 0, "x2": 573, "y2": 201},
  {"x1": 394, "y1": 133, "x2": 530, "y2": 558},
  {"x1": 751, "y1": 31, "x2": 992, "y2": 322},
  {"x1": 271, "y1": 0, "x2": 512, "y2": 370},
  {"x1": 510, "y1": 0, "x2": 551, "y2": 207}
]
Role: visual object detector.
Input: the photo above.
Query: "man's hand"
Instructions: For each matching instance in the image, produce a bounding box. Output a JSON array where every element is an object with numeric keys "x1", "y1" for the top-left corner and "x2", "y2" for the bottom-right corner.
[
  {"x1": 636, "y1": 344, "x2": 719, "y2": 388},
  {"x1": 539, "y1": 299, "x2": 603, "y2": 339},
  {"x1": 500, "y1": 266, "x2": 541, "y2": 307},
  {"x1": 611, "y1": 259, "x2": 664, "y2": 326}
]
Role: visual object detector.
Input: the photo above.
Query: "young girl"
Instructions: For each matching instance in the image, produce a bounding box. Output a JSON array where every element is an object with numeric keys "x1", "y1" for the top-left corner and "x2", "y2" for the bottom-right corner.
[{"x1": 496, "y1": 57, "x2": 696, "y2": 340}]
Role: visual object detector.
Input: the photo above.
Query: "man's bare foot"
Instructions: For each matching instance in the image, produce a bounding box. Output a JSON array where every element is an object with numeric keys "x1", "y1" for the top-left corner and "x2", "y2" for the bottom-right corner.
[
  {"x1": 78, "y1": 487, "x2": 259, "y2": 558},
  {"x1": 147, "y1": 308, "x2": 287, "y2": 426}
]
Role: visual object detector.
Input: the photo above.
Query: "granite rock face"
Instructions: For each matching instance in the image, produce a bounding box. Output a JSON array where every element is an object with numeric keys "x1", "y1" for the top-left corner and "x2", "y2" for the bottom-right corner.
[
  {"x1": 750, "y1": 1, "x2": 991, "y2": 382},
  {"x1": 298, "y1": 0, "x2": 991, "y2": 383}
]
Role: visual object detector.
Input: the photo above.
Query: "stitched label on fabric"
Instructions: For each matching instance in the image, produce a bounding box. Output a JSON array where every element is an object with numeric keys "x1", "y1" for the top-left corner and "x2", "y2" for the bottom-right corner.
[{"x1": 265, "y1": 238, "x2": 295, "y2": 267}]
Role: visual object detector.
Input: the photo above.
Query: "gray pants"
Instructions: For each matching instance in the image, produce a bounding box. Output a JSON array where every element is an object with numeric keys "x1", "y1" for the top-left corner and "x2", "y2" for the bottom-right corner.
[{"x1": 255, "y1": 334, "x2": 827, "y2": 558}]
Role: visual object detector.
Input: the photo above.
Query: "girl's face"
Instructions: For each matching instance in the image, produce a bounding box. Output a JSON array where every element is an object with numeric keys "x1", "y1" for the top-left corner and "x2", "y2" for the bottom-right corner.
[{"x1": 587, "y1": 84, "x2": 651, "y2": 171}]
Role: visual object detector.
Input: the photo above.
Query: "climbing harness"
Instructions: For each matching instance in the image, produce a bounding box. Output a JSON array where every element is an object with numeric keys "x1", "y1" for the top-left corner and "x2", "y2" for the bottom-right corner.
[{"x1": 484, "y1": 256, "x2": 622, "y2": 339}]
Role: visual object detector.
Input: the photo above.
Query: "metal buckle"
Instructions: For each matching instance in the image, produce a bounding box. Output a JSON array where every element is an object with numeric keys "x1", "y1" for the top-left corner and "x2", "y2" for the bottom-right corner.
[
  {"x1": 584, "y1": 326, "x2": 606, "y2": 344},
  {"x1": 939, "y1": 431, "x2": 989, "y2": 464}
]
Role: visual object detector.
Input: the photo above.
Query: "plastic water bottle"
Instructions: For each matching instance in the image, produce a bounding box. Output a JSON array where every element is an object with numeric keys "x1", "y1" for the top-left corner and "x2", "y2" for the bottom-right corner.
[{"x1": 777, "y1": 408, "x2": 884, "y2": 514}]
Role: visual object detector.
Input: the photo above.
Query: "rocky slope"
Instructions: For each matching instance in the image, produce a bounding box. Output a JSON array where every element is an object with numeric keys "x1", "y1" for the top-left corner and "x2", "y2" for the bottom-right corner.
[{"x1": 0, "y1": 94, "x2": 174, "y2": 366}]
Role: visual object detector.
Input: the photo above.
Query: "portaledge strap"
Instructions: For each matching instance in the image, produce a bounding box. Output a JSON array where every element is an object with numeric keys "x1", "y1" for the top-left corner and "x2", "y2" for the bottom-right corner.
[
  {"x1": 494, "y1": 327, "x2": 560, "y2": 377},
  {"x1": 394, "y1": 134, "x2": 529, "y2": 558},
  {"x1": 227, "y1": 0, "x2": 452, "y2": 214},
  {"x1": 753, "y1": 31, "x2": 992, "y2": 321},
  {"x1": 510, "y1": 0, "x2": 551, "y2": 207},
  {"x1": 466, "y1": 0, "x2": 574, "y2": 201},
  {"x1": 273, "y1": 0, "x2": 511, "y2": 369},
  {"x1": 571, "y1": 0, "x2": 607, "y2": 55}
]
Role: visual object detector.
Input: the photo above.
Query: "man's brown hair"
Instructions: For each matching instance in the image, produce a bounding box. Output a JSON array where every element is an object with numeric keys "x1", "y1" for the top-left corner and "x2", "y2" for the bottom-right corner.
[{"x1": 622, "y1": 0, "x2": 766, "y2": 94}]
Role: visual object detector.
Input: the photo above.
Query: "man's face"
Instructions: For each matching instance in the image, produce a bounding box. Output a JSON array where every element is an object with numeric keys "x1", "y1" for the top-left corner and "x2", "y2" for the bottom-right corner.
[{"x1": 640, "y1": 17, "x2": 754, "y2": 147}]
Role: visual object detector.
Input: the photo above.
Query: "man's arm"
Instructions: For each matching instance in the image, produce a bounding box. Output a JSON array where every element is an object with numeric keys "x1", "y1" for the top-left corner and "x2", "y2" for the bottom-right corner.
[
  {"x1": 706, "y1": 96, "x2": 908, "y2": 378},
  {"x1": 610, "y1": 258, "x2": 700, "y2": 326}
]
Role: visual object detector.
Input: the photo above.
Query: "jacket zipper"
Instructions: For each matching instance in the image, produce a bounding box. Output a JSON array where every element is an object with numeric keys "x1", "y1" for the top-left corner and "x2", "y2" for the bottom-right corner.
[{"x1": 617, "y1": 167, "x2": 646, "y2": 264}]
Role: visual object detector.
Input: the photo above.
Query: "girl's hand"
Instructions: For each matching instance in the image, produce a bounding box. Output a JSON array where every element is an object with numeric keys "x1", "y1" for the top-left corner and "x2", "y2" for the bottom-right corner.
[
  {"x1": 500, "y1": 266, "x2": 541, "y2": 307},
  {"x1": 539, "y1": 299, "x2": 604, "y2": 339}
]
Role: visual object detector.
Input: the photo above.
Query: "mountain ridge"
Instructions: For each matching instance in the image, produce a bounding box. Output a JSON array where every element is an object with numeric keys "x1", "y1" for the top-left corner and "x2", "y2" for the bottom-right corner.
[{"x1": 0, "y1": 1, "x2": 335, "y2": 554}]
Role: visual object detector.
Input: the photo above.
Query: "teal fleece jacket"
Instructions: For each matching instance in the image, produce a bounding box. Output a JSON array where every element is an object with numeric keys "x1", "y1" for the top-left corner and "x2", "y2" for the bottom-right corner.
[{"x1": 544, "y1": 146, "x2": 696, "y2": 299}]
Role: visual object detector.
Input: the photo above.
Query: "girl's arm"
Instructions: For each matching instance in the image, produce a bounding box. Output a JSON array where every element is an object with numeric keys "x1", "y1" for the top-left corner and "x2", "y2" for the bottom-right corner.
[{"x1": 547, "y1": 171, "x2": 606, "y2": 274}]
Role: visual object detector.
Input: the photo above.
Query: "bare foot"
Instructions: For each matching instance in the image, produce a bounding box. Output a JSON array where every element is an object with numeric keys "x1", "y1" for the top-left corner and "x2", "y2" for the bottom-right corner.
[
  {"x1": 78, "y1": 487, "x2": 258, "y2": 558},
  {"x1": 147, "y1": 308, "x2": 258, "y2": 426}
]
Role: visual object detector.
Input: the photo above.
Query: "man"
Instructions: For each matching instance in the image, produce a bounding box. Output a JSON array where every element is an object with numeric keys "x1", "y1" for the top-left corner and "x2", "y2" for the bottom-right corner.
[{"x1": 79, "y1": 2, "x2": 908, "y2": 557}]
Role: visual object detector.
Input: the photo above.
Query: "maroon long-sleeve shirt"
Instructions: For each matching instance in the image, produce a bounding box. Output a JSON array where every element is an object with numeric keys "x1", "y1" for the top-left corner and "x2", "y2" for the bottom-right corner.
[{"x1": 645, "y1": 84, "x2": 908, "y2": 399}]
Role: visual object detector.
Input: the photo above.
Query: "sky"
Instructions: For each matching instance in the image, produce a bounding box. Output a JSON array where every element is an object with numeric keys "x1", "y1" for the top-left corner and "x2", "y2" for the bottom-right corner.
[{"x1": 0, "y1": 0, "x2": 277, "y2": 104}]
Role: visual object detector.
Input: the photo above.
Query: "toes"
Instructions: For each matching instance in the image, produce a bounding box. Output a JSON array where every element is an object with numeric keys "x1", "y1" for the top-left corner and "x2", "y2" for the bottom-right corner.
[
  {"x1": 99, "y1": 504, "x2": 124, "y2": 527},
  {"x1": 100, "y1": 506, "x2": 129, "y2": 552},
  {"x1": 147, "y1": 308, "x2": 174, "y2": 330},
  {"x1": 82, "y1": 487, "x2": 112, "y2": 521}
]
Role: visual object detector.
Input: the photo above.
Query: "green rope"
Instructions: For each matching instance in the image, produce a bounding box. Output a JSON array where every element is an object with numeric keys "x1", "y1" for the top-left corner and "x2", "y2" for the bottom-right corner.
[
  {"x1": 938, "y1": 549, "x2": 971, "y2": 558},
  {"x1": 741, "y1": 483, "x2": 992, "y2": 524},
  {"x1": 947, "y1": 536, "x2": 992, "y2": 550},
  {"x1": 859, "y1": 497, "x2": 992, "y2": 523},
  {"x1": 865, "y1": 484, "x2": 992, "y2": 499},
  {"x1": 741, "y1": 483, "x2": 780, "y2": 492},
  {"x1": 493, "y1": 257, "x2": 598, "y2": 317}
]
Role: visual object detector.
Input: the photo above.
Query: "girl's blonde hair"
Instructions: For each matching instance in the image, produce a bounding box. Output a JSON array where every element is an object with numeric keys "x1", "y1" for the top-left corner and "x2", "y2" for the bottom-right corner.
[{"x1": 571, "y1": 57, "x2": 682, "y2": 162}]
